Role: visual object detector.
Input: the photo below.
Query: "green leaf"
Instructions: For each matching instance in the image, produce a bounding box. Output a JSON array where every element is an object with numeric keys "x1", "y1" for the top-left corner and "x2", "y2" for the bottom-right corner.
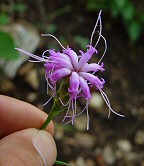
[
  {"x1": 86, "y1": 0, "x2": 109, "y2": 11},
  {"x1": 55, "y1": 160, "x2": 68, "y2": 166},
  {"x1": 110, "y1": 2, "x2": 120, "y2": 17},
  {"x1": 11, "y1": 3, "x2": 27, "y2": 13},
  {"x1": 140, "y1": 12, "x2": 144, "y2": 24},
  {"x1": 122, "y1": 2, "x2": 135, "y2": 21},
  {"x1": 0, "y1": 13, "x2": 10, "y2": 25},
  {"x1": 74, "y1": 36, "x2": 89, "y2": 49},
  {"x1": 114, "y1": 0, "x2": 127, "y2": 9},
  {"x1": 0, "y1": 31, "x2": 19, "y2": 60},
  {"x1": 128, "y1": 21, "x2": 141, "y2": 42},
  {"x1": 48, "y1": 24, "x2": 57, "y2": 34},
  {"x1": 111, "y1": 0, "x2": 127, "y2": 17}
]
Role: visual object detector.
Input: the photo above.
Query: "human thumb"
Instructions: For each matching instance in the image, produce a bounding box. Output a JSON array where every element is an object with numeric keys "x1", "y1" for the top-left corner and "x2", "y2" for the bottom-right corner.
[{"x1": 0, "y1": 128, "x2": 57, "y2": 166}]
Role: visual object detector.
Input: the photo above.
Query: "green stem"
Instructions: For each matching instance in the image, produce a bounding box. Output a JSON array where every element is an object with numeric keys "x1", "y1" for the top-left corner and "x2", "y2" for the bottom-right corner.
[
  {"x1": 40, "y1": 80, "x2": 69, "y2": 165},
  {"x1": 40, "y1": 110, "x2": 55, "y2": 130},
  {"x1": 40, "y1": 79, "x2": 69, "y2": 130}
]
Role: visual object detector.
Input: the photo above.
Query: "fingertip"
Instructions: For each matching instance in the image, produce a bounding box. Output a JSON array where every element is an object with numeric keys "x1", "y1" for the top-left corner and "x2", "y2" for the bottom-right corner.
[
  {"x1": 33, "y1": 130, "x2": 57, "y2": 166},
  {"x1": 0, "y1": 128, "x2": 57, "y2": 166}
]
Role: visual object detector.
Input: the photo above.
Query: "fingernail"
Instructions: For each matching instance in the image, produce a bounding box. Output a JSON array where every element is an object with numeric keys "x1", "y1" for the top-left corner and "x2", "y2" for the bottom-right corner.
[{"x1": 32, "y1": 130, "x2": 56, "y2": 166}]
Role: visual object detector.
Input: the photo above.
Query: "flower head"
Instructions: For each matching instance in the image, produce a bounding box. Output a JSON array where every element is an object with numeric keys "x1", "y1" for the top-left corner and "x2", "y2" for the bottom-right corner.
[{"x1": 15, "y1": 11, "x2": 124, "y2": 130}]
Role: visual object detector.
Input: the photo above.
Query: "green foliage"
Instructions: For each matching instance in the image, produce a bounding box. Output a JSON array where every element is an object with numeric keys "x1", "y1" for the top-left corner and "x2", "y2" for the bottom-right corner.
[
  {"x1": 0, "y1": 13, "x2": 10, "y2": 25},
  {"x1": 128, "y1": 21, "x2": 142, "y2": 42},
  {"x1": 0, "y1": 31, "x2": 19, "y2": 60},
  {"x1": 0, "y1": 2, "x2": 24, "y2": 61},
  {"x1": 86, "y1": 0, "x2": 144, "y2": 42},
  {"x1": 87, "y1": 0, "x2": 109, "y2": 11},
  {"x1": 74, "y1": 36, "x2": 89, "y2": 49},
  {"x1": 11, "y1": 2, "x2": 27, "y2": 14},
  {"x1": 121, "y1": 2, "x2": 135, "y2": 21},
  {"x1": 47, "y1": 24, "x2": 58, "y2": 34}
]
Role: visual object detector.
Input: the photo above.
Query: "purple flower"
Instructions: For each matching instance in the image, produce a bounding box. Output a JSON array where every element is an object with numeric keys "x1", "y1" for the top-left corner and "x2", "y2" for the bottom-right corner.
[{"x1": 15, "y1": 11, "x2": 124, "y2": 130}]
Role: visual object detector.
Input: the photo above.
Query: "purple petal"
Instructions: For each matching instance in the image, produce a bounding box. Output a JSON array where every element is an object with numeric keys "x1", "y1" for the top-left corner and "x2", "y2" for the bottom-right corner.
[
  {"x1": 63, "y1": 47, "x2": 78, "y2": 68},
  {"x1": 79, "y1": 76, "x2": 91, "y2": 100},
  {"x1": 44, "y1": 62, "x2": 60, "y2": 71},
  {"x1": 79, "y1": 72, "x2": 105, "y2": 89},
  {"x1": 49, "y1": 50, "x2": 71, "y2": 63},
  {"x1": 52, "y1": 58, "x2": 73, "y2": 70},
  {"x1": 82, "y1": 62, "x2": 105, "y2": 72},
  {"x1": 50, "y1": 68, "x2": 71, "y2": 82},
  {"x1": 78, "y1": 45, "x2": 97, "y2": 68},
  {"x1": 68, "y1": 72, "x2": 80, "y2": 99},
  {"x1": 49, "y1": 50, "x2": 73, "y2": 70}
]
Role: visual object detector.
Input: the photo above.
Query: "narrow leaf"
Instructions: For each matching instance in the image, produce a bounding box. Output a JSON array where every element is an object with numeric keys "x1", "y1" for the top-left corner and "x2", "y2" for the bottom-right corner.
[{"x1": 54, "y1": 160, "x2": 68, "y2": 166}]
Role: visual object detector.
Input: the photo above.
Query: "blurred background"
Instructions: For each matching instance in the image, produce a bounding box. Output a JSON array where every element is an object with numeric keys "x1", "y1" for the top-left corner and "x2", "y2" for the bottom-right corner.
[{"x1": 0, "y1": 0, "x2": 144, "y2": 166}]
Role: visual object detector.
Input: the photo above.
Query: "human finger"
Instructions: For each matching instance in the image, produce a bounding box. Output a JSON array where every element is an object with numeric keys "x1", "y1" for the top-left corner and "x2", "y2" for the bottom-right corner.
[
  {"x1": 0, "y1": 95, "x2": 54, "y2": 138},
  {"x1": 0, "y1": 128, "x2": 57, "y2": 166}
]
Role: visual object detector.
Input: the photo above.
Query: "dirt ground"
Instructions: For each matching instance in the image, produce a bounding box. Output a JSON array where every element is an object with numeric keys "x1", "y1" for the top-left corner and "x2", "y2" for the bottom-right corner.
[{"x1": 0, "y1": 1, "x2": 144, "y2": 166}]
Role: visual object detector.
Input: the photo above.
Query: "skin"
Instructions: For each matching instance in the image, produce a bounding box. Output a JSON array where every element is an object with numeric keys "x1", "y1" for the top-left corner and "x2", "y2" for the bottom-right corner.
[{"x1": 0, "y1": 95, "x2": 57, "y2": 166}]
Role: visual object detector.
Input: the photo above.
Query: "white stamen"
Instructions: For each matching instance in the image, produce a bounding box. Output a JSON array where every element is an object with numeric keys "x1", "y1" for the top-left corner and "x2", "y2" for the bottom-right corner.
[
  {"x1": 45, "y1": 76, "x2": 55, "y2": 91},
  {"x1": 62, "y1": 100, "x2": 71, "y2": 122},
  {"x1": 71, "y1": 100, "x2": 75, "y2": 125},
  {"x1": 94, "y1": 12, "x2": 102, "y2": 47},
  {"x1": 42, "y1": 50, "x2": 50, "y2": 58},
  {"x1": 90, "y1": 10, "x2": 102, "y2": 46},
  {"x1": 41, "y1": 34, "x2": 66, "y2": 50},
  {"x1": 74, "y1": 100, "x2": 90, "y2": 130},
  {"x1": 100, "y1": 89, "x2": 111, "y2": 117},
  {"x1": 58, "y1": 97, "x2": 69, "y2": 106},
  {"x1": 42, "y1": 96, "x2": 53, "y2": 106},
  {"x1": 99, "y1": 89, "x2": 125, "y2": 117},
  {"x1": 86, "y1": 101, "x2": 90, "y2": 130},
  {"x1": 98, "y1": 34, "x2": 107, "y2": 64}
]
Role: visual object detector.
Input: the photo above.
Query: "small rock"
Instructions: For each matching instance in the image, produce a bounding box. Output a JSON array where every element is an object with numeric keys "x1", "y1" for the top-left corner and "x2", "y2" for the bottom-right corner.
[
  {"x1": 74, "y1": 133, "x2": 96, "y2": 149},
  {"x1": 1, "y1": 21, "x2": 40, "y2": 78},
  {"x1": 75, "y1": 157, "x2": 87, "y2": 166},
  {"x1": 117, "y1": 139, "x2": 132, "y2": 152},
  {"x1": 130, "y1": 107, "x2": 138, "y2": 117},
  {"x1": 140, "y1": 160, "x2": 144, "y2": 166},
  {"x1": 54, "y1": 126, "x2": 64, "y2": 140},
  {"x1": 94, "y1": 148, "x2": 107, "y2": 166},
  {"x1": 89, "y1": 92, "x2": 104, "y2": 110},
  {"x1": 74, "y1": 115, "x2": 87, "y2": 131},
  {"x1": 125, "y1": 152, "x2": 139, "y2": 161},
  {"x1": 138, "y1": 107, "x2": 144, "y2": 116},
  {"x1": 134, "y1": 130, "x2": 144, "y2": 145},
  {"x1": 26, "y1": 92, "x2": 37, "y2": 102},
  {"x1": 115, "y1": 150, "x2": 123, "y2": 159},
  {"x1": 86, "y1": 159, "x2": 95, "y2": 166},
  {"x1": 69, "y1": 161, "x2": 75, "y2": 166},
  {"x1": 94, "y1": 148, "x2": 102, "y2": 155},
  {"x1": 25, "y1": 68, "x2": 39, "y2": 89},
  {"x1": 19, "y1": 63, "x2": 34, "y2": 76},
  {"x1": 0, "y1": 79, "x2": 15, "y2": 92},
  {"x1": 103, "y1": 146, "x2": 116, "y2": 165}
]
